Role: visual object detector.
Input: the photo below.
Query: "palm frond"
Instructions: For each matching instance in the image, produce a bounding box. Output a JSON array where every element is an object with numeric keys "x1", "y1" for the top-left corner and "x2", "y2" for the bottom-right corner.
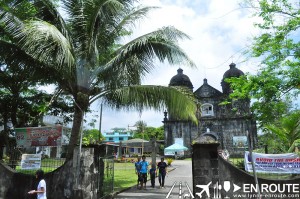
[
  {"x1": 0, "y1": 40, "x2": 40, "y2": 67},
  {"x1": 105, "y1": 26, "x2": 195, "y2": 73},
  {"x1": 101, "y1": 85, "x2": 198, "y2": 123},
  {"x1": 61, "y1": 0, "x2": 83, "y2": 22},
  {"x1": 0, "y1": 10, "x2": 74, "y2": 70},
  {"x1": 265, "y1": 124, "x2": 288, "y2": 143},
  {"x1": 112, "y1": 6, "x2": 158, "y2": 35},
  {"x1": 8, "y1": 19, "x2": 74, "y2": 70},
  {"x1": 61, "y1": 0, "x2": 87, "y2": 55},
  {"x1": 34, "y1": 0, "x2": 71, "y2": 42},
  {"x1": 96, "y1": 26, "x2": 195, "y2": 88},
  {"x1": 84, "y1": 0, "x2": 125, "y2": 62}
]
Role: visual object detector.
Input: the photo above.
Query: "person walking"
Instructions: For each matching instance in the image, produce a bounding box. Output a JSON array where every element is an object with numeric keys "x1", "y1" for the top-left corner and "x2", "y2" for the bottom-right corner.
[
  {"x1": 134, "y1": 156, "x2": 141, "y2": 189},
  {"x1": 149, "y1": 164, "x2": 156, "y2": 188},
  {"x1": 28, "y1": 169, "x2": 47, "y2": 199},
  {"x1": 139, "y1": 155, "x2": 149, "y2": 190},
  {"x1": 157, "y1": 157, "x2": 168, "y2": 189}
]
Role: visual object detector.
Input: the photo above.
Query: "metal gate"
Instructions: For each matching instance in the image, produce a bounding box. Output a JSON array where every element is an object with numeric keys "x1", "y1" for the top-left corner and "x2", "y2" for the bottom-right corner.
[{"x1": 98, "y1": 156, "x2": 114, "y2": 198}]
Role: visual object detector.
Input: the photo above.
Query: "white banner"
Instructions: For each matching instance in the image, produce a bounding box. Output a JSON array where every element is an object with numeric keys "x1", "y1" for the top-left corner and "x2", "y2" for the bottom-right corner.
[
  {"x1": 245, "y1": 151, "x2": 300, "y2": 173},
  {"x1": 21, "y1": 154, "x2": 41, "y2": 170}
]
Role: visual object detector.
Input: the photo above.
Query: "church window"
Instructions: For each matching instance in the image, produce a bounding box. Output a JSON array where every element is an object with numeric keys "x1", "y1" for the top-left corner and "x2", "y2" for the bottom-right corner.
[{"x1": 201, "y1": 103, "x2": 214, "y2": 116}]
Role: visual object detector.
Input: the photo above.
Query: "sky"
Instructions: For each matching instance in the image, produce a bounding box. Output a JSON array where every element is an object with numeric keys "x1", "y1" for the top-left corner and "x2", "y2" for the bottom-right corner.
[
  {"x1": 45, "y1": 0, "x2": 262, "y2": 132},
  {"x1": 89, "y1": 0, "x2": 263, "y2": 132}
]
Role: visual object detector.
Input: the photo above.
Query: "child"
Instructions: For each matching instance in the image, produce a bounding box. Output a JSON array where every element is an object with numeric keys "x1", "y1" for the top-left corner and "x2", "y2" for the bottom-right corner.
[
  {"x1": 149, "y1": 164, "x2": 156, "y2": 188},
  {"x1": 28, "y1": 169, "x2": 47, "y2": 199}
]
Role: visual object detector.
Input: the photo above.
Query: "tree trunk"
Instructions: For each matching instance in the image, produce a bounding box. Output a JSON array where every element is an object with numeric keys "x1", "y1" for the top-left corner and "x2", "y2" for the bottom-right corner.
[{"x1": 66, "y1": 106, "x2": 84, "y2": 160}]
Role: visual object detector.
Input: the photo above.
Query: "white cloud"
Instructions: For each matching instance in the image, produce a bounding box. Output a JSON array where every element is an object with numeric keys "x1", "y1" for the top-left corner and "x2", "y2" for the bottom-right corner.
[{"x1": 90, "y1": 0, "x2": 261, "y2": 132}]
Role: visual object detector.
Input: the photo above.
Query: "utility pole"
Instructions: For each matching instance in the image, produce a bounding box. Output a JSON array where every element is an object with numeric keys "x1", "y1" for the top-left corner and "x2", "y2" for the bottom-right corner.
[
  {"x1": 151, "y1": 137, "x2": 157, "y2": 168},
  {"x1": 142, "y1": 127, "x2": 144, "y2": 156},
  {"x1": 98, "y1": 103, "x2": 103, "y2": 142},
  {"x1": 247, "y1": 130, "x2": 261, "y2": 199}
]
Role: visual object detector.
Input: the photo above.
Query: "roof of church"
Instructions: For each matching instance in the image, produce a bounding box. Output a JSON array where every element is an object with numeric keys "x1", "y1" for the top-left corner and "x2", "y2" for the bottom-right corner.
[
  {"x1": 221, "y1": 63, "x2": 245, "y2": 94},
  {"x1": 194, "y1": 78, "x2": 223, "y2": 98},
  {"x1": 169, "y1": 68, "x2": 193, "y2": 90},
  {"x1": 223, "y1": 63, "x2": 244, "y2": 79}
]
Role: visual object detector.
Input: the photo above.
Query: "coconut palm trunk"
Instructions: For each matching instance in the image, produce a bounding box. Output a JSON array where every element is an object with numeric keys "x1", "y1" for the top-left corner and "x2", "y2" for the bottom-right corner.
[{"x1": 67, "y1": 104, "x2": 85, "y2": 159}]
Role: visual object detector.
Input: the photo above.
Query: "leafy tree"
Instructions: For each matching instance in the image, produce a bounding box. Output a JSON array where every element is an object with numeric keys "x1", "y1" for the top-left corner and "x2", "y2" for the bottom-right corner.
[
  {"x1": 0, "y1": 60, "x2": 64, "y2": 129},
  {"x1": 228, "y1": 74, "x2": 293, "y2": 127},
  {"x1": 133, "y1": 125, "x2": 164, "y2": 141},
  {"x1": 0, "y1": 0, "x2": 197, "y2": 160},
  {"x1": 148, "y1": 126, "x2": 164, "y2": 140},
  {"x1": 0, "y1": 0, "x2": 37, "y2": 19},
  {"x1": 228, "y1": 0, "x2": 300, "y2": 126},
  {"x1": 82, "y1": 129, "x2": 104, "y2": 145}
]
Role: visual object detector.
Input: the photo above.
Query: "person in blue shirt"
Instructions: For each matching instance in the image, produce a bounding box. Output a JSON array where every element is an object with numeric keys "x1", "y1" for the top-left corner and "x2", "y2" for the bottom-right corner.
[
  {"x1": 149, "y1": 164, "x2": 157, "y2": 188},
  {"x1": 139, "y1": 155, "x2": 149, "y2": 189},
  {"x1": 134, "y1": 157, "x2": 141, "y2": 189}
]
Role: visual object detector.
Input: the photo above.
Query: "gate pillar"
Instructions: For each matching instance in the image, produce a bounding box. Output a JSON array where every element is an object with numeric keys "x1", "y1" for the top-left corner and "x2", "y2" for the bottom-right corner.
[{"x1": 192, "y1": 143, "x2": 219, "y2": 199}]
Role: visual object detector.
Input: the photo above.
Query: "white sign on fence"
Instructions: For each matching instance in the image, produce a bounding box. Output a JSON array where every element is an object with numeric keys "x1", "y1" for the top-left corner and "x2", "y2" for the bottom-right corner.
[
  {"x1": 244, "y1": 151, "x2": 300, "y2": 173},
  {"x1": 21, "y1": 154, "x2": 42, "y2": 170}
]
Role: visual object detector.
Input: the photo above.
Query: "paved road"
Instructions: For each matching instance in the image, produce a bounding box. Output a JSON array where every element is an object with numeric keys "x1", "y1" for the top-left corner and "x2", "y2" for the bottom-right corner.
[{"x1": 113, "y1": 160, "x2": 193, "y2": 199}]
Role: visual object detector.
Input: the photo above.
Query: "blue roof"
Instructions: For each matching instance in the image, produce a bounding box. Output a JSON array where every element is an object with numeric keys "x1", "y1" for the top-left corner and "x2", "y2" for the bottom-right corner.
[{"x1": 164, "y1": 143, "x2": 188, "y2": 152}]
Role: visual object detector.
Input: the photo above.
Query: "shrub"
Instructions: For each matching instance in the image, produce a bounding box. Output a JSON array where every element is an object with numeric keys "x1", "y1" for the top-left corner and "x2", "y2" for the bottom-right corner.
[
  {"x1": 2, "y1": 155, "x2": 10, "y2": 163},
  {"x1": 166, "y1": 158, "x2": 173, "y2": 165},
  {"x1": 235, "y1": 159, "x2": 245, "y2": 170},
  {"x1": 131, "y1": 154, "x2": 138, "y2": 158}
]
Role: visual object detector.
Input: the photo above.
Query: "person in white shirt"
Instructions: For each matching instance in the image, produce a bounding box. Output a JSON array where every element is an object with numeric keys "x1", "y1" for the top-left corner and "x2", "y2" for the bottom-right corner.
[{"x1": 28, "y1": 169, "x2": 47, "y2": 199}]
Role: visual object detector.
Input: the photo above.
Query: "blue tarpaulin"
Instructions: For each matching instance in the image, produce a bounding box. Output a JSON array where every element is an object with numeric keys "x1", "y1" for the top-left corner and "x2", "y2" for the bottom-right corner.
[{"x1": 164, "y1": 143, "x2": 188, "y2": 156}]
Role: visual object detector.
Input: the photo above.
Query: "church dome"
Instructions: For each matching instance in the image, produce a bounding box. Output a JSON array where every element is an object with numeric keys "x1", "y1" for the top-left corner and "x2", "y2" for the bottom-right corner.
[
  {"x1": 223, "y1": 63, "x2": 244, "y2": 78},
  {"x1": 221, "y1": 63, "x2": 244, "y2": 94},
  {"x1": 169, "y1": 68, "x2": 193, "y2": 90}
]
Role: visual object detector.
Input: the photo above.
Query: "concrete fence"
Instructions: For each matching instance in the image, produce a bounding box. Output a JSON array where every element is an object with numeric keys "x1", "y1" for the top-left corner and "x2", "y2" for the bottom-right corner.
[{"x1": 0, "y1": 145, "x2": 109, "y2": 199}]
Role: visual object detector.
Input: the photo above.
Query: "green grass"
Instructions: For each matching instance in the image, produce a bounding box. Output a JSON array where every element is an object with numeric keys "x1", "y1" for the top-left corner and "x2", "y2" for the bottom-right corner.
[
  {"x1": 114, "y1": 162, "x2": 137, "y2": 192},
  {"x1": 114, "y1": 162, "x2": 135, "y2": 170},
  {"x1": 114, "y1": 169, "x2": 137, "y2": 192}
]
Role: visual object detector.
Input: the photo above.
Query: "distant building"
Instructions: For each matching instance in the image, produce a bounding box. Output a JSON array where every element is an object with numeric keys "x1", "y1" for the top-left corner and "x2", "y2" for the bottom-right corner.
[
  {"x1": 163, "y1": 63, "x2": 258, "y2": 156},
  {"x1": 102, "y1": 129, "x2": 134, "y2": 143}
]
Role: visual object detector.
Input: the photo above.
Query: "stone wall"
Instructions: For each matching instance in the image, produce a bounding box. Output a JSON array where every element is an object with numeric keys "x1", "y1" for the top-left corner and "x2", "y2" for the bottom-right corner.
[
  {"x1": 164, "y1": 120, "x2": 192, "y2": 148},
  {"x1": 0, "y1": 163, "x2": 36, "y2": 199},
  {"x1": 0, "y1": 146, "x2": 106, "y2": 199}
]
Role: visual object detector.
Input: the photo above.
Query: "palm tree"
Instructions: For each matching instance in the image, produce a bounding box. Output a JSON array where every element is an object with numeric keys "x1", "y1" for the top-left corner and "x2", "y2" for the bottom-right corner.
[
  {"x1": 0, "y1": 0, "x2": 197, "y2": 159},
  {"x1": 135, "y1": 120, "x2": 147, "y2": 134},
  {"x1": 264, "y1": 111, "x2": 300, "y2": 152}
]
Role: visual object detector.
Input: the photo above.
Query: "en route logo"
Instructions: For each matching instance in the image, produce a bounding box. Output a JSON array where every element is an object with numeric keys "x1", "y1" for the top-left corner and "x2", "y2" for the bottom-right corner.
[
  {"x1": 166, "y1": 180, "x2": 300, "y2": 199},
  {"x1": 166, "y1": 180, "x2": 240, "y2": 198}
]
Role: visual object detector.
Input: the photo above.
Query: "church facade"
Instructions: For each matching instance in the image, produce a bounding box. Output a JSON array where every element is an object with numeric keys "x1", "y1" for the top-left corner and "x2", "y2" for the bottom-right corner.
[{"x1": 163, "y1": 63, "x2": 257, "y2": 156}]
